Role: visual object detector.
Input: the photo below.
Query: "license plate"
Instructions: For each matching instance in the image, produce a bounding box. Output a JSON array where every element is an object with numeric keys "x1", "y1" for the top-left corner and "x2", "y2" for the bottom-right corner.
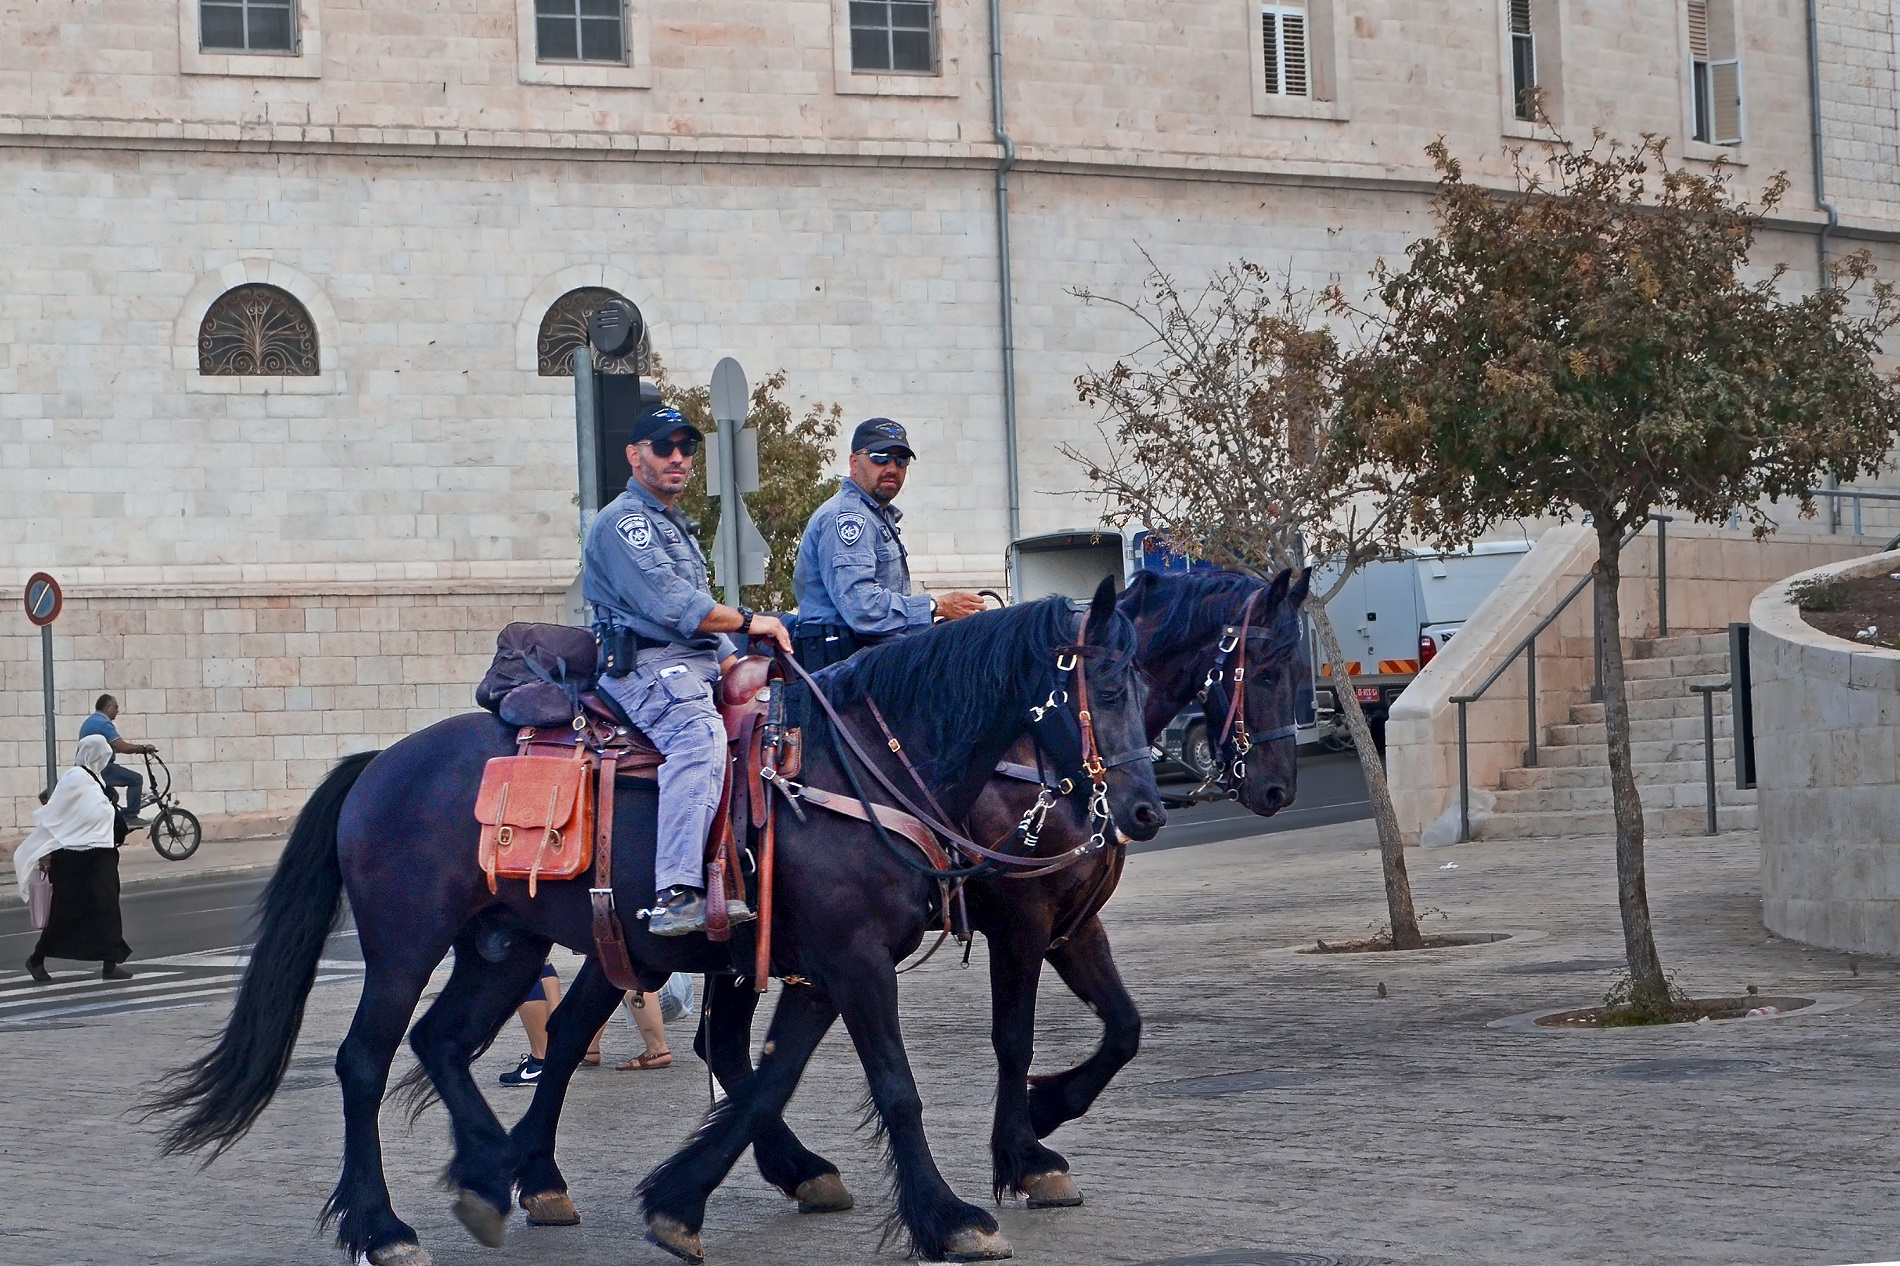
[{"x1": 1355, "y1": 686, "x2": 1382, "y2": 703}]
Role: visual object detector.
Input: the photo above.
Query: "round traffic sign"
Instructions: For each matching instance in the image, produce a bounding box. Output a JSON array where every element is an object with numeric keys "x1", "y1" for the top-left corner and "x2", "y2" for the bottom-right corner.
[{"x1": 23, "y1": 572, "x2": 62, "y2": 626}]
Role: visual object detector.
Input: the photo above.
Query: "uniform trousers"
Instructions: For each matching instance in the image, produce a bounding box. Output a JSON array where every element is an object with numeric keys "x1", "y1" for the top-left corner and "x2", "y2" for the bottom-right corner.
[{"x1": 600, "y1": 645, "x2": 726, "y2": 893}]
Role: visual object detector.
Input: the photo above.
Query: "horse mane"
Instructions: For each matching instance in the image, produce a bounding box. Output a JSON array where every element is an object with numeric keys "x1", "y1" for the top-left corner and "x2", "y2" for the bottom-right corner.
[
  {"x1": 809, "y1": 594, "x2": 1107, "y2": 782},
  {"x1": 1120, "y1": 568, "x2": 1289, "y2": 663}
]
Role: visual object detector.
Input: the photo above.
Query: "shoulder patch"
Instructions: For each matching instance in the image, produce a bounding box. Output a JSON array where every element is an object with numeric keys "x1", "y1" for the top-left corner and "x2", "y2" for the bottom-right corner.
[
  {"x1": 616, "y1": 513, "x2": 653, "y2": 551},
  {"x1": 836, "y1": 512, "x2": 867, "y2": 548}
]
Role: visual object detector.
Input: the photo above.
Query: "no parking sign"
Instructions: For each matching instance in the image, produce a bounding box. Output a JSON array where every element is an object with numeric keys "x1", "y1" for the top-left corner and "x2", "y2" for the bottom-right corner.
[{"x1": 23, "y1": 571, "x2": 62, "y2": 795}]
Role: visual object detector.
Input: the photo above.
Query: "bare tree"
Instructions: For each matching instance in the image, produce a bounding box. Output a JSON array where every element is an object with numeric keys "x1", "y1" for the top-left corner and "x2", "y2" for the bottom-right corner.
[{"x1": 1070, "y1": 260, "x2": 1428, "y2": 948}]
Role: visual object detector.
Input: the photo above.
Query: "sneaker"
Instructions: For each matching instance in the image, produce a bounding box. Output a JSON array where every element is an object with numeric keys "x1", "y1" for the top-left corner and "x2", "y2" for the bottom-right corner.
[
  {"x1": 724, "y1": 897, "x2": 757, "y2": 926},
  {"x1": 646, "y1": 886, "x2": 707, "y2": 938},
  {"x1": 121, "y1": 813, "x2": 152, "y2": 829},
  {"x1": 499, "y1": 1054, "x2": 543, "y2": 1087}
]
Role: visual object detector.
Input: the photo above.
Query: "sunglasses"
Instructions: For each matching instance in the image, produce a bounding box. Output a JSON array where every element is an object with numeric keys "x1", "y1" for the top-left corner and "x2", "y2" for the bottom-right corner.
[
  {"x1": 866, "y1": 452, "x2": 911, "y2": 468},
  {"x1": 645, "y1": 435, "x2": 701, "y2": 458}
]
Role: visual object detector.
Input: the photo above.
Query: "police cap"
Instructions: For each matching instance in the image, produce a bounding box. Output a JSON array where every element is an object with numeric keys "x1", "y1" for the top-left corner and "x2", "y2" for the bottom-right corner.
[
  {"x1": 629, "y1": 404, "x2": 702, "y2": 447},
  {"x1": 851, "y1": 417, "x2": 914, "y2": 458}
]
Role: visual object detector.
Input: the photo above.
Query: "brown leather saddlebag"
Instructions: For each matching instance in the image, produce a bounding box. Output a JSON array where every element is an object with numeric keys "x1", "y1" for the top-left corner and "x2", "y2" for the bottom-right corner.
[{"x1": 475, "y1": 751, "x2": 595, "y2": 896}]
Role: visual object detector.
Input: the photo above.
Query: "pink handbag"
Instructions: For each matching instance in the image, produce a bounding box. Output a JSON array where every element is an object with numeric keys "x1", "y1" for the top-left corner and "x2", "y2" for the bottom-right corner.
[{"x1": 26, "y1": 865, "x2": 51, "y2": 930}]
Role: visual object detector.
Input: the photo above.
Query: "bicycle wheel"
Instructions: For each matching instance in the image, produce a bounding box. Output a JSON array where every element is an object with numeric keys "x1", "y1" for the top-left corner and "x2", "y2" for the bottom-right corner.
[{"x1": 151, "y1": 808, "x2": 203, "y2": 861}]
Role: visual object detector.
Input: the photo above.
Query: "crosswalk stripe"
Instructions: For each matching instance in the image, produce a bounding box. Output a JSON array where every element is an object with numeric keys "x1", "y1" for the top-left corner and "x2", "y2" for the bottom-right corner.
[
  {"x1": 0, "y1": 969, "x2": 187, "y2": 1003},
  {"x1": 0, "y1": 973, "x2": 356, "y2": 1025},
  {"x1": 0, "y1": 971, "x2": 191, "y2": 1007}
]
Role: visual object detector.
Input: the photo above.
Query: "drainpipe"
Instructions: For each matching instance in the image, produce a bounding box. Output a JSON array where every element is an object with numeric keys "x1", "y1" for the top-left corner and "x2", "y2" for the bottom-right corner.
[
  {"x1": 988, "y1": 0, "x2": 1021, "y2": 541},
  {"x1": 1806, "y1": 0, "x2": 1838, "y2": 284}
]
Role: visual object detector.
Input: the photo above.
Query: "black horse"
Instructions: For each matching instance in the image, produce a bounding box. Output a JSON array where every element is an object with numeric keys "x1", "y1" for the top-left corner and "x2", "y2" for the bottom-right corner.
[
  {"x1": 499, "y1": 566, "x2": 1311, "y2": 1232},
  {"x1": 146, "y1": 582, "x2": 1162, "y2": 1266}
]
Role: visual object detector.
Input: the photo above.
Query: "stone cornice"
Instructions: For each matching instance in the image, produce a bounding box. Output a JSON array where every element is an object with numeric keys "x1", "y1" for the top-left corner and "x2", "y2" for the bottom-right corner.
[
  {"x1": 5, "y1": 559, "x2": 579, "y2": 600},
  {"x1": 0, "y1": 115, "x2": 1888, "y2": 239}
]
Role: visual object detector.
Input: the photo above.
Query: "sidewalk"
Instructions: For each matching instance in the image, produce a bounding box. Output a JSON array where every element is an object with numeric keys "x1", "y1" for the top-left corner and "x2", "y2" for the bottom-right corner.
[
  {"x1": 116, "y1": 830, "x2": 286, "y2": 889},
  {"x1": 2, "y1": 819, "x2": 1896, "y2": 1266}
]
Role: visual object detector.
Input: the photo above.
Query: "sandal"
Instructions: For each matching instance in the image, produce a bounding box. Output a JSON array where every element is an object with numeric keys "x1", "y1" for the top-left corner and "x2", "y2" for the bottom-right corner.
[
  {"x1": 615, "y1": 1049, "x2": 672, "y2": 1071},
  {"x1": 583, "y1": 1050, "x2": 602, "y2": 1067}
]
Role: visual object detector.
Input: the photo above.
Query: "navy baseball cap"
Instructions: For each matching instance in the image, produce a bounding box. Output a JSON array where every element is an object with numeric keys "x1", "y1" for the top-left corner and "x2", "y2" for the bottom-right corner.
[
  {"x1": 851, "y1": 417, "x2": 914, "y2": 458},
  {"x1": 630, "y1": 404, "x2": 702, "y2": 447}
]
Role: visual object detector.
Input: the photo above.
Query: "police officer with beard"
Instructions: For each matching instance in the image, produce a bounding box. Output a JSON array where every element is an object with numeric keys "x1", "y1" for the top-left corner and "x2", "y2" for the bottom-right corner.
[
  {"x1": 791, "y1": 418, "x2": 986, "y2": 669},
  {"x1": 584, "y1": 403, "x2": 792, "y2": 936}
]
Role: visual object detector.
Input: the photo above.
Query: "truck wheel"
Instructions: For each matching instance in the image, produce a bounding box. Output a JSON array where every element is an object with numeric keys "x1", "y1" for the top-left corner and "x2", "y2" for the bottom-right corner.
[{"x1": 1183, "y1": 722, "x2": 1215, "y2": 781}]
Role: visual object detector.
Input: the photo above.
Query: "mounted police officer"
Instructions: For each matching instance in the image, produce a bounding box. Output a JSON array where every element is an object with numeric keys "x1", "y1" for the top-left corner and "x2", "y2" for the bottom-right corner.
[
  {"x1": 791, "y1": 418, "x2": 986, "y2": 668},
  {"x1": 583, "y1": 403, "x2": 792, "y2": 937}
]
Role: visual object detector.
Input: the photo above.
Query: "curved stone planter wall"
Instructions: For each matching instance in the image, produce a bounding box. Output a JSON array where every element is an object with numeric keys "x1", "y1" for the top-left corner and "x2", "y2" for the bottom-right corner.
[{"x1": 1752, "y1": 550, "x2": 1900, "y2": 955}]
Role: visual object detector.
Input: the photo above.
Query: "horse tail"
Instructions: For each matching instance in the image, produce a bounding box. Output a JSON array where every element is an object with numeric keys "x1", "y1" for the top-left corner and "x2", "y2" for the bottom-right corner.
[{"x1": 143, "y1": 749, "x2": 380, "y2": 1160}]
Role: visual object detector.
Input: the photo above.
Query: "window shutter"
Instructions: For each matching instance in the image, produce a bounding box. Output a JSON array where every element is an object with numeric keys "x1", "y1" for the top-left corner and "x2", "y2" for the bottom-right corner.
[
  {"x1": 1687, "y1": 1, "x2": 1710, "y2": 60},
  {"x1": 1510, "y1": 0, "x2": 1532, "y2": 37},
  {"x1": 1710, "y1": 58, "x2": 1742, "y2": 143},
  {"x1": 1283, "y1": 13, "x2": 1309, "y2": 96},
  {"x1": 1261, "y1": 10, "x2": 1280, "y2": 96}
]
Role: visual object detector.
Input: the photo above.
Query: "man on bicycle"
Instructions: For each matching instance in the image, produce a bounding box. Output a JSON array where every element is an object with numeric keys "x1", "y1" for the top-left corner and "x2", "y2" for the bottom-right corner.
[{"x1": 79, "y1": 694, "x2": 155, "y2": 829}]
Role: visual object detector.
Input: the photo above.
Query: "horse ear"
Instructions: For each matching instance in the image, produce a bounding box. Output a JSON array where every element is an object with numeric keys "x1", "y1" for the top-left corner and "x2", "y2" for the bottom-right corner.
[
  {"x1": 1290, "y1": 566, "x2": 1313, "y2": 607},
  {"x1": 1266, "y1": 568, "x2": 1292, "y2": 610},
  {"x1": 1084, "y1": 576, "x2": 1119, "y2": 643}
]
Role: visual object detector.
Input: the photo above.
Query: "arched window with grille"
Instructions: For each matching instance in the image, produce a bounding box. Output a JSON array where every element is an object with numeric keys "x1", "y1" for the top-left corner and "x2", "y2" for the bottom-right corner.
[
  {"x1": 537, "y1": 287, "x2": 649, "y2": 376},
  {"x1": 197, "y1": 283, "x2": 319, "y2": 376}
]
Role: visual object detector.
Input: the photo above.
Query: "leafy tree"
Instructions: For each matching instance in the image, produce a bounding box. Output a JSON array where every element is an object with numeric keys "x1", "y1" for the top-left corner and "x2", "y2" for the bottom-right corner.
[
  {"x1": 1071, "y1": 261, "x2": 1430, "y2": 948},
  {"x1": 662, "y1": 368, "x2": 843, "y2": 612},
  {"x1": 1338, "y1": 134, "x2": 1900, "y2": 1003}
]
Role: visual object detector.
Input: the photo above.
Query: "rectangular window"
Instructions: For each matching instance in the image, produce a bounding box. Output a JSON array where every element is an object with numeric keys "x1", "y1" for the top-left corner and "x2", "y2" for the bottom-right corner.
[
  {"x1": 849, "y1": 0, "x2": 937, "y2": 75},
  {"x1": 1261, "y1": 4, "x2": 1309, "y2": 98},
  {"x1": 1687, "y1": 1, "x2": 1742, "y2": 145},
  {"x1": 1509, "y1": 0, "x2": 1537, "y2": 121},
  {"x1": 535, "y1": 0, "x2": 626, "y2": 64},
  {"x1": 200, "y1": 0, "x2": 297, "y2": 53}
]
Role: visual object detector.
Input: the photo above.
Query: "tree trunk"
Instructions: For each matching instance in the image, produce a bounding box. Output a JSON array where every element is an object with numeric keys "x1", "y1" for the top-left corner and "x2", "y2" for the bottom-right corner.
[
  {"x1": 1308, "y1": 601, "x2": 1423, "y2": 949},
  {"x1": 1594, "y1": 523, "x2": 1668, "y2": 999}
]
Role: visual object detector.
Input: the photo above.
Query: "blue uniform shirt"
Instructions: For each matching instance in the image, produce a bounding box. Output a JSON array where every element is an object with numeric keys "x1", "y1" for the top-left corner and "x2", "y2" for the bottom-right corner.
[
  {"x1": 793, "y1": 480, "x2": 933, "y2": 636},
  {"x1": 583, "y1": 478, "x2": 736, "y2": 659}
]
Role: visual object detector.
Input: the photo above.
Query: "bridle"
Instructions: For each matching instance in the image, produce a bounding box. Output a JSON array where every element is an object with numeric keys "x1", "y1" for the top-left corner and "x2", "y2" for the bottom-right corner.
[
  {"x1": 774, "y1": 611, "x2": 1146, "y2": 881},
  {"x1": 1195, "y1": 590, "x2": 1299, "y2": 798}
]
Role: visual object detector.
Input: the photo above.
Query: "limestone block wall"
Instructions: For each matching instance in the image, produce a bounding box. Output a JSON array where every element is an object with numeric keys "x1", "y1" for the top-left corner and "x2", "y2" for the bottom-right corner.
[
  {"x1": 0, "y1": 566, "x2": 567, "y2": 850},
  {"x1": 1754, "y1": 551, "x2": 1900, "y2": 956},
  {"x1": 1388, "y1": 523, "x2": 1878, "y2": 843}
]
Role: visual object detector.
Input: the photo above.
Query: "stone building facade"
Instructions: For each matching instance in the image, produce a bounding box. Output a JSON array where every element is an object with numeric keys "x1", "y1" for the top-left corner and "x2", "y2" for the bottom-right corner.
[{"x1": 2, "y1": 0, "x2": 1897, "y2": 839}]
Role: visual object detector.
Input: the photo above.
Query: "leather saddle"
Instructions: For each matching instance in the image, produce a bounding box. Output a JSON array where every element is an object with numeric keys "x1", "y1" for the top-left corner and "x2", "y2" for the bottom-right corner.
[{"x1": 473, "y1": 656, "x2": 800, "y2": 976}]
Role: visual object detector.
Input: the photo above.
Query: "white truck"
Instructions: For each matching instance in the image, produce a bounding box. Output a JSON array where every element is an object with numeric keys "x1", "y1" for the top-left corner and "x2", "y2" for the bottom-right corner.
[
  {"x1": 1307, "y1": 540, "x2": 1533, "y2": 751},
  {"x1": 1004, "y1": 529, "x2": 1532, "y2": 769}
]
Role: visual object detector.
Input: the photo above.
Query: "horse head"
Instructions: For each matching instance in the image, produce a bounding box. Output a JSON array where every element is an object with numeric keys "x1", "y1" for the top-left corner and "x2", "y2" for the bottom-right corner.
[
  {"x1": 1030, "y1": 577, "x2": 1167, "y2": 843},
  {"x1": 1218, "y1": 566, "x2": 1311, "y2": 816}
]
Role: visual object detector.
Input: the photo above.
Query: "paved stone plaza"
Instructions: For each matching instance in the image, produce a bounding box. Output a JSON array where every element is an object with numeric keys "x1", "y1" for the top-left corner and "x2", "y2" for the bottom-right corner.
[{"x1": 3, "y1": 822, "x2": 1896, "y2": 1266}]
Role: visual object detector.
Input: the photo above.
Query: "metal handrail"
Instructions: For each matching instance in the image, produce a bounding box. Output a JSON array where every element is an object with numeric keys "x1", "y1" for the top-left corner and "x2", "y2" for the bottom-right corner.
[
  {"x1": 1689, "y1": 680, "x2": 1732, "y2": 835},
  {"x1": 1816, "y1": 484, "x2": 1900, "y2": 538},
  {"x1": 1450, "y1": 513, "x2": 1669, "y2": 842}
]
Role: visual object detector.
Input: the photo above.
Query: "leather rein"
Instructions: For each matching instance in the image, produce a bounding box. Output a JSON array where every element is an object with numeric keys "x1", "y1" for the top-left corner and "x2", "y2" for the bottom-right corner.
[
  {"x1": 771, "y1": 617, "x2": 1144, "y2": 882},
  {"x1": 1194, "y1": 589, "x2": 1299, "y2": 799}
]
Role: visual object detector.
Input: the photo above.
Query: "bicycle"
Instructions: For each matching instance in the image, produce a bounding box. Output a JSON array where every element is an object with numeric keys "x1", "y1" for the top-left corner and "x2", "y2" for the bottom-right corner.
[{"x1": 127, "y1": 750, "x2": 204, "y2": 861}]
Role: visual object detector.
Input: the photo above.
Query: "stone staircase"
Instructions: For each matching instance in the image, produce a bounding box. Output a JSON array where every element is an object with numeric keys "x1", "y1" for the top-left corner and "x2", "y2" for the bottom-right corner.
[{"x1": 1477, "y1": 632, "x2": 1754, "y2": 840}]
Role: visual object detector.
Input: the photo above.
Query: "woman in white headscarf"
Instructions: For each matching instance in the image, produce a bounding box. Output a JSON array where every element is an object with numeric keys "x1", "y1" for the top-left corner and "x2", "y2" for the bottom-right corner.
[{"x1": 14, "y1": 734, "x2": 132, "y2": 983}]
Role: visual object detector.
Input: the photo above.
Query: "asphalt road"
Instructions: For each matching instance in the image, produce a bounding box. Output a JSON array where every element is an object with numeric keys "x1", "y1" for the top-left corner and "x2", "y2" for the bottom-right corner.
[{"x1": 0, "y1": 751, "x2": 1370, "y2": 964}]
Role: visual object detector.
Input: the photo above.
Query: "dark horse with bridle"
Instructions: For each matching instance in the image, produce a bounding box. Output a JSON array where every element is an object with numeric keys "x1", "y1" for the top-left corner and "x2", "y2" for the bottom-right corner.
[
  {"x1": 496, "y1": 565, "x2": 1311, "y2": 1252},
  {"x1": 148, "y1": 582, "x2": 1164, "y2": 1265}
]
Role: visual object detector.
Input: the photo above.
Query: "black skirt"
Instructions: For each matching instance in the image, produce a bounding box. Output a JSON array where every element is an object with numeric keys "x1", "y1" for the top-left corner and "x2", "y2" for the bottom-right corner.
[{"x1": 33, "y1": 847, "x2": 131, "y2": 965}]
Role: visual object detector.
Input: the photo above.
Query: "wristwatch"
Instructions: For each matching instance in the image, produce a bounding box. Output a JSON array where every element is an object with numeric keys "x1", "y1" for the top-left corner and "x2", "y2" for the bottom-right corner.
[{"x1": 735, "y1": 605, "x2": 755, "y2": 635}]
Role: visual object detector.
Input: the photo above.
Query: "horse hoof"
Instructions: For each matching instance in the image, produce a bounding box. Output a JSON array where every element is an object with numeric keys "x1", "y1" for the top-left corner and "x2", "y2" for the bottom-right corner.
[
  {"x1": 794, "y1": 1172, "x2": 854, "y2": 1214},
  {"x1": 520, "y1": 1189, "x2": 581, "y2": 1226},
  {"x1": 451, "y1": 1188, "x2": 507, "y2": 1248},
  {"x1": 645, "y1": 1213, "x2": 705, "y2": 1264},
  {"x1": 364, "y1": 1243, "x2": 436, "y2": 1266},
  {"x1": 1021, "y1": 1170, "x2": 1084, "y2": 1208},
  {"x1": 943, "y1": 1227, "x2": 1014, "y2": 1261}
]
